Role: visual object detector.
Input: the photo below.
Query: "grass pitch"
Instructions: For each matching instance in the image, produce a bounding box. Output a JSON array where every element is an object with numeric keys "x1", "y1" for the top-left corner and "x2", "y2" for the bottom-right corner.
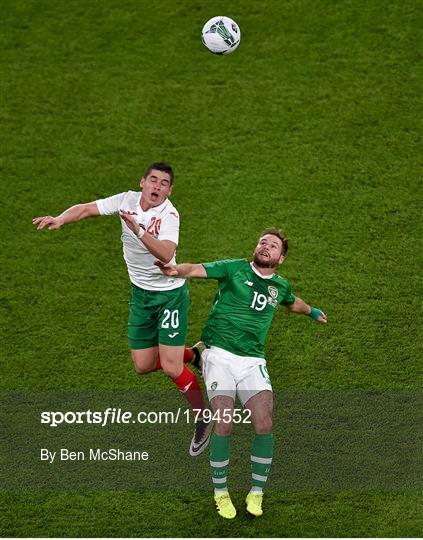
[{"x1": 1, "y1": 0, "x2": 422, "y2": 537}]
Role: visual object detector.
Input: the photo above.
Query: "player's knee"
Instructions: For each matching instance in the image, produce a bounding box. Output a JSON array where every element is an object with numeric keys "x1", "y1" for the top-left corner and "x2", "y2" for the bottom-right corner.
[
  {"x1": 162, "y1": 364, "x2": 182, "y2": 379},
  {"x1": 131, "y1": 349, "x2": 156, "y2": 374},
  {"x1": 132, "y1": 356, "x2": 155, "y2": 374},
  {"x1": 160, "y1": 355, "x2": 184, "y2": 379},
  {"x1": 215, "y1": 421, "x2": 233, "y2": 437},
  {"x1": 254, "y1": 416, "x2": 273, "y2": 434},
  {"x1": 133, "y1": 362, "x2": 153, "y2": 375}
]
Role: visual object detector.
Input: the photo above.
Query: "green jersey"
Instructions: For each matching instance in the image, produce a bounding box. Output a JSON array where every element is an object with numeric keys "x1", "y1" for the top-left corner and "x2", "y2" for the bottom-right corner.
[{"x1": 201, "y1": 259, "x2": 296, "y2": 358}]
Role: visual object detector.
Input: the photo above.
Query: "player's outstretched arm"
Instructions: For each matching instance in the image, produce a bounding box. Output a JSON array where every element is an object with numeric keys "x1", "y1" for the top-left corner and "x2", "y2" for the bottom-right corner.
[
  {"x1": 286, "y1": 296, "x2": 327, "y2": 324},
  {"x1": 32, "y1": 202, "x2": 100, "y2": 231},
  {"x1": 155, "y1": 261, "x2": 207, "y2": 279}
]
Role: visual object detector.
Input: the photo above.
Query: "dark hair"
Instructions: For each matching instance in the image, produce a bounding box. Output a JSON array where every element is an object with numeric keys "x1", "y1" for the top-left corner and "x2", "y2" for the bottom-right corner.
[
  {"x1": 143, "y1": 162, "x2": 174, "y2": 185},
  {"x1": 260, "y1": 228, "x2": 289, "y2": 255}
]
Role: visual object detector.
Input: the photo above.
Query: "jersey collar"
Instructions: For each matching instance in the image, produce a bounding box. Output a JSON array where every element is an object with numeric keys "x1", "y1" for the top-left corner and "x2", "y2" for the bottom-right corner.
[
  {"x1": 250, "y1": 262, "x2": 274, "y2": 279},
  {"x1": 137, "y1": 194, "x2": 170, "y2": 215}
]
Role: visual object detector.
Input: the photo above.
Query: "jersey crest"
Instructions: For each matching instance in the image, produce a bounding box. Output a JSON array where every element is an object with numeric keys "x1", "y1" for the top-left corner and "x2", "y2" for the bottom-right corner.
[
  {"x1": 268, "y1": 285, "x2": 278, "y2": 300},
  {"x1": 267, "y1": 285, "x2": 279, "y2": 307}
]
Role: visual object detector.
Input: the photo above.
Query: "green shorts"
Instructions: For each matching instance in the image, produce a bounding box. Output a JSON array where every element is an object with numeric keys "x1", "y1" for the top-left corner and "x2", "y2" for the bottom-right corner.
[{"x1": 128, "y1": 283, "x2": 189, "y2": 349}]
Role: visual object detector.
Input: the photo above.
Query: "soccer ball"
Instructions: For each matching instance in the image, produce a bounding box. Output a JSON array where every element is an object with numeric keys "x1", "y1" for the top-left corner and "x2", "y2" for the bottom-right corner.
[{"x1": 201, "y1": 16, "x2": 241, "y2": 55}]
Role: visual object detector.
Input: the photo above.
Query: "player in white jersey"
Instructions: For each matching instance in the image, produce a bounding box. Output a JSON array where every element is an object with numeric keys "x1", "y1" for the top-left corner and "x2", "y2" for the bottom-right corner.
[{"x1": 33, "y1": 163, "x2": 212, "y2": 456}]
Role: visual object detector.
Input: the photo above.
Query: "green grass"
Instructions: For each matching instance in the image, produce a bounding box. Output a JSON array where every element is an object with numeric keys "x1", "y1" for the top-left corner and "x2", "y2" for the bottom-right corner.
[
  {"x1": 1, "y1": 0, "x2": 422, "y2": 536},
  {"x1": 1, "y1": 491, "x2": 421, "y2": 537}
]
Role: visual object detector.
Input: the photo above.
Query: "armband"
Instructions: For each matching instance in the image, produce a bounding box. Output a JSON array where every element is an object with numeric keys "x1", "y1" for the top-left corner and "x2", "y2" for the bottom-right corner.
[
  {"x1": 137, "y1": 226, "x2": 145, "y2": 239},
  {"x1": 308, "y1": 307, "x2": 324, "y2": 320}
]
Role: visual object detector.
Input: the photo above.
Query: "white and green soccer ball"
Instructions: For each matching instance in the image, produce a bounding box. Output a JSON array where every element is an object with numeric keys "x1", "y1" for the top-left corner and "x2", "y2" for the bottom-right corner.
[{"x1": 201, "y1": 16, "x2": 241, "y2": 55}]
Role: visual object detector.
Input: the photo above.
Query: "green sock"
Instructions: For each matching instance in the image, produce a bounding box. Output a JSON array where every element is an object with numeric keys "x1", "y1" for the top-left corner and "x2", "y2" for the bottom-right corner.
[
  {"x1": 210, "y1": 433, "x2": 231, "y2": 493},
  {"x1": 250, "y1": 433, "x2": 273, "y2": 493}
]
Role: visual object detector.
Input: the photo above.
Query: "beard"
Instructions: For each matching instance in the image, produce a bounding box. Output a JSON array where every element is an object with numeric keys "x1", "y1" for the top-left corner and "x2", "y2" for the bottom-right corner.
[{"x1": 253, "y1": 252, "x2": 278, "y2": 269}]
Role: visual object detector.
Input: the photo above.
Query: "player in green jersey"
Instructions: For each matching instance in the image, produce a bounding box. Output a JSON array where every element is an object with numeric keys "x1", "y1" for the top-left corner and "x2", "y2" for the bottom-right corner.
[{"x1": 156, "y1": 228, "x2": 327, "y2": 519}]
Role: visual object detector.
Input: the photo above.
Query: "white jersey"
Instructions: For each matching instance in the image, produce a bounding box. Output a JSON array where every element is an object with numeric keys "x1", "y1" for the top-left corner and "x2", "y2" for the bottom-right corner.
[{"x1": 96, "y1": 191, "x2": 185, "y2": 291}]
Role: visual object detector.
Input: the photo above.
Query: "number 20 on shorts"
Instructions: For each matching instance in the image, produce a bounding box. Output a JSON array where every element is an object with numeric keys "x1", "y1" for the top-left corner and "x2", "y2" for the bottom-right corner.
[{"x1": 161, "y1": 309, "x2": 179, "y2": 329}]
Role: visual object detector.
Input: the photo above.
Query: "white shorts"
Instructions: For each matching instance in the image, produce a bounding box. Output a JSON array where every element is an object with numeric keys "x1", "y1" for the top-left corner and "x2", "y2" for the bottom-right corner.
[{"x1": 202, "y1": 346, "x2": 272, "y2": 406}]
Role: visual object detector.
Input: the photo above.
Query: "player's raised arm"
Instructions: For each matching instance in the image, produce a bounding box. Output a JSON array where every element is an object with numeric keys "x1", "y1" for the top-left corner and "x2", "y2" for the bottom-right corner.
[
  {"x1": 155, "y1": 261, "x2": 207, "y2": 278},
  {"x1": 286, "y1": 296, "x2": 327, "y2": 324},
  {"x1": 32, "y1": 202, "x2": 100, "y2": 231}
]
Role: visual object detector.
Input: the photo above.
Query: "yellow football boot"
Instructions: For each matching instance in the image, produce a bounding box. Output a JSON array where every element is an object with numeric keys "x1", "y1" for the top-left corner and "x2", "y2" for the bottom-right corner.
[
  {"x1": 245, "y1": 492, "x2": 263, "y2": 517},
  {"x1": 214, "y1": 492, "x2": 236, "y2": 519}
]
